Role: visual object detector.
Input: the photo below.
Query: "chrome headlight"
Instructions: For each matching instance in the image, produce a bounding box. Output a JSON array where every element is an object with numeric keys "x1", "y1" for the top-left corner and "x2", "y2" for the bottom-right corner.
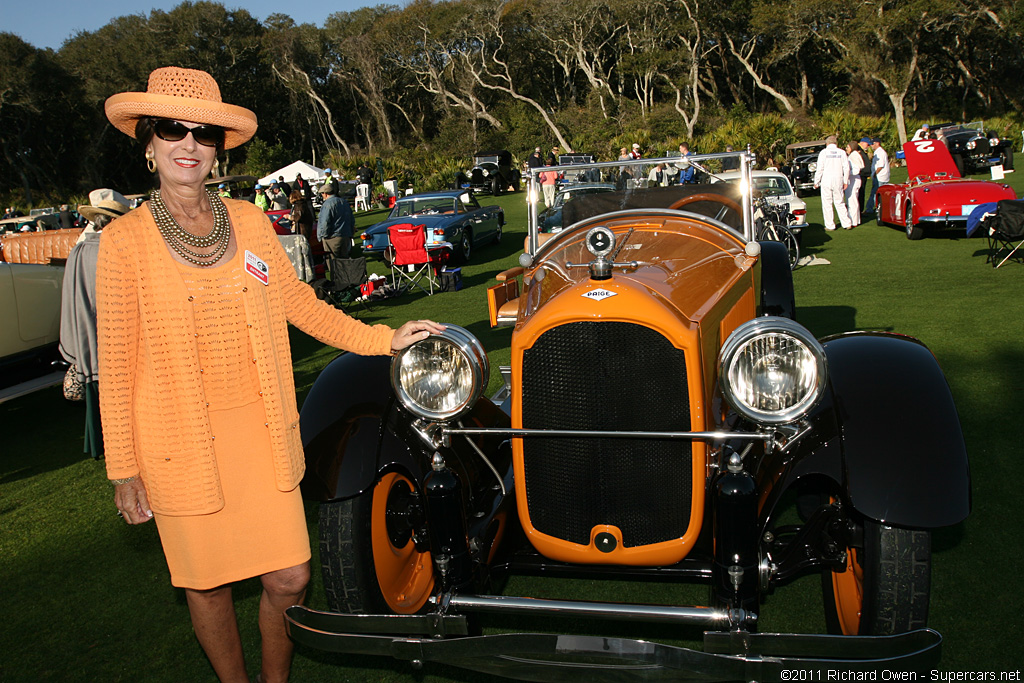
[
  {"x1": 966, "y1": 140, "x2": 977, "y2": 150},
  {"x1": 391, "y1": 325, "x2": 489, "y2": 422},
  {"x1": 719, "y1": 317, "x2": 827, "y2": 425}
]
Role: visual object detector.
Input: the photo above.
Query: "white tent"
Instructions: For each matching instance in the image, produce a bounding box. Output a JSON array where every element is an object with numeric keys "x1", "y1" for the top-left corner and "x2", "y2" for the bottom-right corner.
[{"x1": 259, "y1": 161, "x2": 325, "y2": 187}]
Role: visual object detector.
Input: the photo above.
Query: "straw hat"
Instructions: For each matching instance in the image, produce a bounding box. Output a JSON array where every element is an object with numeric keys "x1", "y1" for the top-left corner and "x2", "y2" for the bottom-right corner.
[
  {"x1": 78, "y1": 188, "x2": 131, "y2": 222},
  {"x1": 105, "y1": 66, "x2": 257, "y2": 150}
]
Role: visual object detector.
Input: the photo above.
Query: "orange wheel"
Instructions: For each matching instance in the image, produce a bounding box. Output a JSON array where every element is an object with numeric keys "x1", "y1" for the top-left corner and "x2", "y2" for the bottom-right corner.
[
  {"x1": 821, "y1": 518, "x2": 931, "y2": 635},
  {"x1": 370, "y1": 472, "x2": 435, "y2": 613},
  {"x1": 319, "y1": 471, "x2": 434, "y2": 615},
  {"x1": 829, "y1": 547, "x2": 864, "y2": 635}
]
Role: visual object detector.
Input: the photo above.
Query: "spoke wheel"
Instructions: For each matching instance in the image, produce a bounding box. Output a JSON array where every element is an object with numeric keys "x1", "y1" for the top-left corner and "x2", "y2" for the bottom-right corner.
[
  {"x1": 319, "y1": 471, "x2": 434, "y2": 615},
  {"x1": 823, "y1": 519, "x2": 931, "y2": 635},
  {"x1": 458, "y1": 229, "x2": 473, "y2": 263},
  {"x1": 757, "y1": 222, "x2": 800, "y2": 269}
]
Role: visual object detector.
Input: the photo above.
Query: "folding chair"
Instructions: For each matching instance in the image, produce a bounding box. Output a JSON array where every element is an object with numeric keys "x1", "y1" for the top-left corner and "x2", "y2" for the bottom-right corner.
[
  {"x1": 315, "y1": 256, "x2": 372, "y2": 312},
  {"x1": 354, "y1": 184, "x2": 371, "y2": 212},
  {"x1": 387, "y1": 223, "x2": 444, "y2": 295},
  {"x1": 984, "y1": 199, "x2": 1024, "y2": 268}
]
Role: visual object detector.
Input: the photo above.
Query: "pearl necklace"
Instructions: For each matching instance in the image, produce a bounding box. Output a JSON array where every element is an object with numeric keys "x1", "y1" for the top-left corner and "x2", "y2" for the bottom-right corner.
[{"x1": 150, "y1": 188, "x2": 230, "y2": 267}]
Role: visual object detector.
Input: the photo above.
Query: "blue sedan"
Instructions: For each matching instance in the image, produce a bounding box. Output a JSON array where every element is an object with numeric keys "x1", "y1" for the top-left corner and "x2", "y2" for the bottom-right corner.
[{"x1": 360, "y1": 191, "x2": 504, "y2": 264}]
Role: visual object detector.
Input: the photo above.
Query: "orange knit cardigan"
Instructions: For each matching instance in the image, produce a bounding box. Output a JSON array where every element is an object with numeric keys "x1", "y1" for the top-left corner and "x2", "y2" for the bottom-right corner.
[{"x1": 96, "y1": 199, "x2": 395, "y2": 515}]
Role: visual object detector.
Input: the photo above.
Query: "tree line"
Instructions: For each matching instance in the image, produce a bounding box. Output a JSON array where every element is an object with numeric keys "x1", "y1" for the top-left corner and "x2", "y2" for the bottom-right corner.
[{"x1": 1, "y1": 0, "x2": 1021, "y2": 206}]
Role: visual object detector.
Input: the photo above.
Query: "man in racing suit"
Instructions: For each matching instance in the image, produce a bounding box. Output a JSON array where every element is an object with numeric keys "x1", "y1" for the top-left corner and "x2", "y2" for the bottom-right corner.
[{"x1": 813, "y1": 135, "x2": 852, "y2": 231}]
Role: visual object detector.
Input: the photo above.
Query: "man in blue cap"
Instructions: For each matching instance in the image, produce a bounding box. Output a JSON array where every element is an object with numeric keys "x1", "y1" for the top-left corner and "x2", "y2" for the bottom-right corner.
[
  {"x1": 321, "y1": 168, "x2": 338, "y2": 196},
  {"x1": 254, "y1": 183, "x2": 269, "y2": 211}
]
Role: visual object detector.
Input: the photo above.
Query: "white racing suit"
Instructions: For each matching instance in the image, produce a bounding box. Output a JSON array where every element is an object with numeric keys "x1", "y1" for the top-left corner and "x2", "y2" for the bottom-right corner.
[{"x1": 814, "y1": 144, "x2": 852, "y2": 230}]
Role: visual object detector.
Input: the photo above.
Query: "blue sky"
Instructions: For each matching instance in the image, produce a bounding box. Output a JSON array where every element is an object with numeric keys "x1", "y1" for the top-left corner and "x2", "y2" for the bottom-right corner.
[{"x1": 7, "y1": 0, "x2": 381, "y2": 51}]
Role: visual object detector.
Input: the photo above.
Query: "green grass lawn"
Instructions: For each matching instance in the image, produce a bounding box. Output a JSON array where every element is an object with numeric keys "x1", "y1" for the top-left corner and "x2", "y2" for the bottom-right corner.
[{"x1": 3, "y1": 169, "x2": 1023, "y2": 681}]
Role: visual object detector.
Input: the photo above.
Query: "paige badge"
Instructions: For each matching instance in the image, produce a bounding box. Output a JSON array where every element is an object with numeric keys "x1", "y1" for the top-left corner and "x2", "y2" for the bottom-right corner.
[{"x1": 245, "y1": 250, "x2": 269, "y2": 285}]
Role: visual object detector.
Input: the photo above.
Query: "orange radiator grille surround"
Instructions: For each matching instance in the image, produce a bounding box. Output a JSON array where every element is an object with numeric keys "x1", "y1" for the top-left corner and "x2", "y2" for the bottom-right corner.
[{"x1": 519, "y1": 321, "x2": 697, "y2": 561}]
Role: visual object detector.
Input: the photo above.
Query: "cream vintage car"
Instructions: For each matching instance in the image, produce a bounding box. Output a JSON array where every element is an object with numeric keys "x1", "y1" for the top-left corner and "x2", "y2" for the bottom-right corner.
[{"x1": 0, "y1": 230, "x2": 79, "y2": 401}]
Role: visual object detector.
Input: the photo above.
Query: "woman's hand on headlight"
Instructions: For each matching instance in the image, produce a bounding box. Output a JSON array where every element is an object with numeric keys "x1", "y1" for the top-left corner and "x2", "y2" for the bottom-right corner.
[{"x1": 392, "y1": 320, "x2": 446, "y2": 353}]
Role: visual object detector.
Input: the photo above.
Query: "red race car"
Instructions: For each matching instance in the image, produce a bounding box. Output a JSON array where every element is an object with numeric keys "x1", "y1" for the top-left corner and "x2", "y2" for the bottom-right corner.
[{"x1": 877, "y1": 139, "x2": 1016, "y2": 240}]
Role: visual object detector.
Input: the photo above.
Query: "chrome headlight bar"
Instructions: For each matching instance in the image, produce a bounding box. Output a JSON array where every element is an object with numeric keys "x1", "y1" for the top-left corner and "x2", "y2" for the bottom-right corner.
[
  {"x1": 391, "y1": 325, "x2": 489, "y2": 422},
  {"x1": 719, "y1": 317, "x2": 828, "y2": 425}
]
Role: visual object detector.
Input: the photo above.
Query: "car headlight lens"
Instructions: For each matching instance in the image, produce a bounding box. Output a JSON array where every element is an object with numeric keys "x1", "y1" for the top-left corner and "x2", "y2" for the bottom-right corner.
[
  {"x1": 967, "y1": 140, "x2": 977, "y2": 150},
  {"x1": 719, "y1": 317, "x2": 827, "y2": 425},
  {"x1": 808, "y1": 162, "x2": 817, "y2": 172},
  {"x1": 482, "y1": 169, "x2": 491, "y2": 177},
  {"x1": 391, "y1": 325, "x2": 489, "y2": 422}
]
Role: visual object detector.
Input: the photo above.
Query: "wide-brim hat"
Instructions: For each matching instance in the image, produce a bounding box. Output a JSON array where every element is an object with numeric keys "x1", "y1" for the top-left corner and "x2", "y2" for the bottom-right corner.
[
  {"x1": 105, "y1": 66, "x2": 257, "y2": 150},
  {"x1": 78, "y1": 188, "x2": 131, "y2": 222}
]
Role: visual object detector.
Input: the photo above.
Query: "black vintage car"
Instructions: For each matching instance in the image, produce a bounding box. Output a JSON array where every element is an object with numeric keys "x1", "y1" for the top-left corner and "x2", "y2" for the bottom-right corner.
[
  {"x1": 286, "y1": 153, "x2": 970, "y2": 680},
  {"x1": 784, "y1": 140, "x2": 827, "y2": 195},
  {"x1": 933, "y1": 121, "x2": 1015, "y2": 176},
  {"x1": 463, "y1": 150, "x2": 520, "y2": 195}
]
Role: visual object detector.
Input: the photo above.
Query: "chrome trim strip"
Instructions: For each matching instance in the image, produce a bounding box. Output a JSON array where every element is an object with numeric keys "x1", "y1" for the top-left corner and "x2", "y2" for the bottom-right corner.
[
  {"x1": 442, "y1": 426, "x2": 770, "y2": 441},
  {"x1": 448, "y1": 594, "x2": 733, "y2": 627},
  {"x1": 918, "y1": 215, "x2": 968, "y2": 223}
]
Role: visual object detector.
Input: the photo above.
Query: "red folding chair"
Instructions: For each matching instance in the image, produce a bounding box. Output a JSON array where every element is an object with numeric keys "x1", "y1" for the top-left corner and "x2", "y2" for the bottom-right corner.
[{"x1": 387, "y1": 223, "x2": 444, "y2": 295}]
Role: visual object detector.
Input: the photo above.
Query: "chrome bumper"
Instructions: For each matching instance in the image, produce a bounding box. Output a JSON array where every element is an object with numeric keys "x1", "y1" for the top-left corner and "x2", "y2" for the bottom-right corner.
[{"x1": 286, "y1": 603, "x2": 942, "y2": 682}]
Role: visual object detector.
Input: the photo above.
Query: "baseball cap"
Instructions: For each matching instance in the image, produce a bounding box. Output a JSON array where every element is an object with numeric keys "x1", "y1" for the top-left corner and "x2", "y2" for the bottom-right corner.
[
  {"x1": 632, "y1": 143, "x2": 640, "y2": 149},
  {"x1": 859, "y1": 137, "x2": 871, "y2": 144},
  {"x1": 254, "y1": 183, "x2": 263, "y2": 189},
  {"x1": 871, "y1": 137, "x2": 882, "y2": 144},
  {"x1": 922, "y1": 124, "x2": 929, "y2": 129},
  {"x1": 324, "y1": 168, "x2": 332, "y2": 174}
]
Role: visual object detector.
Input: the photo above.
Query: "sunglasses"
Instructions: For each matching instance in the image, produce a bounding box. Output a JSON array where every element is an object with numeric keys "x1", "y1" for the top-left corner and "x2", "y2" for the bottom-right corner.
[{"x1": 151, "y1": 119, "x2": 225, "y2": 148}]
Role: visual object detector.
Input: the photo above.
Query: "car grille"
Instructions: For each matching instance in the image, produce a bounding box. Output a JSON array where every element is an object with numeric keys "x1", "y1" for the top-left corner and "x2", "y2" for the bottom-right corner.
[{"x1": 521, "y1": 321, "x2": 692, "y2": 548}]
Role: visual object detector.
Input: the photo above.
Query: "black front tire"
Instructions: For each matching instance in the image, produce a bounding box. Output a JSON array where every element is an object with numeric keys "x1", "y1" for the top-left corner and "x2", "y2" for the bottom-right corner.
[
  {"x1": 823, "y1": 519, "x2": 931, "y2": 635},
  {"x1": 1002, "y1": 148, "x2": 1014, "y2": 171},
  {"x1": 319, "y1": 472, "x2": 435, "y2": 615},
  {"x1": 492, "y1": 177, "x2": 503, "y2": 196}
]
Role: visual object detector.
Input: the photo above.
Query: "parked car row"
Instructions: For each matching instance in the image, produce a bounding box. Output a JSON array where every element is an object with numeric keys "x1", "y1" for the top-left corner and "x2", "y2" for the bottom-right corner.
[{"x1": 360, "y1": 190, "x2": 504, "y2": 265}]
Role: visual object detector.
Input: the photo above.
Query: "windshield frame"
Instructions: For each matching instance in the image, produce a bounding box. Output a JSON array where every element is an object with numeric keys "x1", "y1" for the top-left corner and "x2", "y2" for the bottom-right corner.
[{"x1": 522, "y1": 151, "x2": 755, "y2": 255}]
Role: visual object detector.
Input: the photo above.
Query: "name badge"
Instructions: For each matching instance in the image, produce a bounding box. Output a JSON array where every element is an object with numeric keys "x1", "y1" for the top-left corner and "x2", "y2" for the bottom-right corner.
[{"x1": 245, "y1": 250, "x2": 269, "y2": 285}]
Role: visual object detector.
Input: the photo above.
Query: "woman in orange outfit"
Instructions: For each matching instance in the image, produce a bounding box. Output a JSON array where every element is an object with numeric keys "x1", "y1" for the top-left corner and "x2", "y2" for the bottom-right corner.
[{"x1": 97, "y1": 67, "x2": 442, "y2": 683}]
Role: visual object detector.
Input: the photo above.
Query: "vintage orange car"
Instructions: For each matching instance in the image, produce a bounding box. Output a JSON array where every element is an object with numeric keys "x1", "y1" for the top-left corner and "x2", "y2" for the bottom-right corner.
[{"x1": 287, "y1": 153, "x2": 969, "y2": 679}]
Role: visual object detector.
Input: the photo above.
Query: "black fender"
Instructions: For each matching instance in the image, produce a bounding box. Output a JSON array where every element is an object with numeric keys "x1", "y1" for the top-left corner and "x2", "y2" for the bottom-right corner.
[
  {"x1": 299, "y1": 352, "x2": 514, "y2": 512},
  {"x1": 759, "y1": 332, "x2": 970, "y2": 530},
  {"x1": 299, "y1": 353, "x2": 421, "y2": 503},
  {"x1": 758, "y1": 240, "x2": 796, "y2": 320}
]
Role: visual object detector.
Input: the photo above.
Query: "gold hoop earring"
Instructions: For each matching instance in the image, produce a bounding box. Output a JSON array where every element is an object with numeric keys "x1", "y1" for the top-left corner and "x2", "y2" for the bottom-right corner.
[{"x1": 146, "y1": 152, "x2": 156, "y2": 174}]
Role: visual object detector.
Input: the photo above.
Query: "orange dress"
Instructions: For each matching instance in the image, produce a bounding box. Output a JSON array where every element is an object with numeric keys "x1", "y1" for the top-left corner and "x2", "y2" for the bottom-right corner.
[{"x1": 153, "y1": 251, "x2": 310, "y2": 589}]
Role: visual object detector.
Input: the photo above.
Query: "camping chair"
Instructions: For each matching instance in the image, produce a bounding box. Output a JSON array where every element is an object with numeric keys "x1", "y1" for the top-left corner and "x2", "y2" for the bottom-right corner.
[
  {"x1": 983, "y1": 199, "x2": 1024, "y2": 268},
  {"x1": 315, "y1": 255, "x2": 372, "y2": 312},
  {"x1": 387, "y1": 223, "x2": 443, "y2": 295},
  {"x1": 355, "y1": 184, "x2": 371, "y2": 212}
]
